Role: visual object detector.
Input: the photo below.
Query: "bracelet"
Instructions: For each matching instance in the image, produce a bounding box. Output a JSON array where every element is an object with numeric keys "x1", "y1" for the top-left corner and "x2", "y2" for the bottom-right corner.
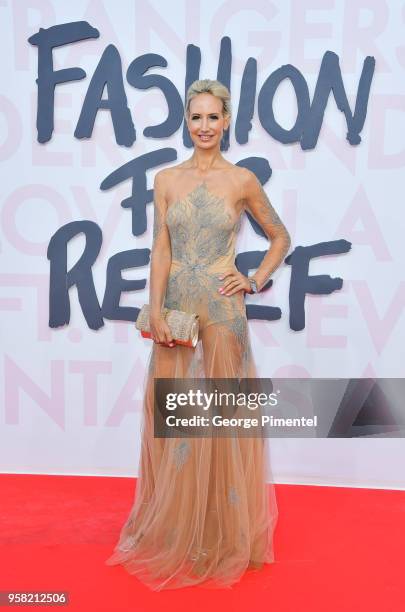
[{"x1": 248, "y1": 277, "x2": 259, "y2": 294}]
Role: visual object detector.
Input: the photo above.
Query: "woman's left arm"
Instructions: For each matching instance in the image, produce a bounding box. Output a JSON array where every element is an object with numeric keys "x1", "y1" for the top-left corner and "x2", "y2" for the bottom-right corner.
[{"x1": 242, "y1": 168, "x2": 291, "y2": 292}]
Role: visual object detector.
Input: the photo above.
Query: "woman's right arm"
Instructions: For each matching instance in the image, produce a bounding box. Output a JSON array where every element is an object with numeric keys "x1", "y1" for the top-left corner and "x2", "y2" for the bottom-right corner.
[
  {"x1": 149, "y1": 170, "x2": 175, "y2": 346},
  {"x1": 149, "y1": 170, "x2": 171, "y2": 317}
]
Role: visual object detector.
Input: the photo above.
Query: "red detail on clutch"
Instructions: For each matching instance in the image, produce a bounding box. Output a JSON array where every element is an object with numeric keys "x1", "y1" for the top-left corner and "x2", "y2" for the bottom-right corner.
[{"x1": 140, "y1": 330, "x2": 195, "y2": 348}]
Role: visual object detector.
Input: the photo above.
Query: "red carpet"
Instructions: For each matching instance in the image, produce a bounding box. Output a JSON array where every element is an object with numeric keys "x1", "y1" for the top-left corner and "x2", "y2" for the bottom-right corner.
[{"x1": 0, "y1": 474, "x2": 404, "y2": 611}]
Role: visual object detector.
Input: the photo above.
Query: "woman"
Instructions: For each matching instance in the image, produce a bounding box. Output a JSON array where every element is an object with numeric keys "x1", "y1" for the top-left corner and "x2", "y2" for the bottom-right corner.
[{"x1": 106, "y1": 79, "x2": 291, "y2": 590}]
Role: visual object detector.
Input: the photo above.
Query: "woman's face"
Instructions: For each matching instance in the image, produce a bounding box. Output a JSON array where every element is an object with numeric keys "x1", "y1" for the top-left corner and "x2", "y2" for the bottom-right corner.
[{"x1": 186, "y1": 93, "x2": 230, "y2": 149}]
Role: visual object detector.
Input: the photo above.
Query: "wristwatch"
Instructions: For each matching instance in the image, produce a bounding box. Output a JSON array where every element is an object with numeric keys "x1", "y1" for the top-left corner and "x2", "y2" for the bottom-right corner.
[{"x1": 248, "y1": 277, "x2": 259, "y2": 293}]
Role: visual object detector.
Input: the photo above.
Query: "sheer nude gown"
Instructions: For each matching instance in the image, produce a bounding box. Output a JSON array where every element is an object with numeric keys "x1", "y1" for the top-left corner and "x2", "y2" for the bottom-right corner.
[{"x1": 106, "y1": 179, "x2": 278, "y2": 590}]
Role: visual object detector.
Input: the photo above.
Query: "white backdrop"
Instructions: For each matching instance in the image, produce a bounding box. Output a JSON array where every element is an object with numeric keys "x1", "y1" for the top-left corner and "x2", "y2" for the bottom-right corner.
[{"x1": 1, "y1": 0, "x2": 404, "y2": 489}]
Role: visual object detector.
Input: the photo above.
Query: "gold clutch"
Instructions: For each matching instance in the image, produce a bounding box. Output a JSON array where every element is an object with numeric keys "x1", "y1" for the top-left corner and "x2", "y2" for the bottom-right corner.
[{"x1": 135, "y1": 304, "x2": 200, "y2": 348}]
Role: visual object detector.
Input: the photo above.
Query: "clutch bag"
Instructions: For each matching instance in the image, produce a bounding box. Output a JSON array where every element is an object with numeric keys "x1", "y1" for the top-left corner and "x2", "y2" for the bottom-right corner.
[{"x1": 135, "y1": 304, "x2": 199, "y2": 348}]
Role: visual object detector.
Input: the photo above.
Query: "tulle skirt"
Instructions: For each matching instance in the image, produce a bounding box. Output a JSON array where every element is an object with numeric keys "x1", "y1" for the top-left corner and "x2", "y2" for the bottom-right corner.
[{"x1": 105, "y1": 317, "x2": 278, "y2": 590}]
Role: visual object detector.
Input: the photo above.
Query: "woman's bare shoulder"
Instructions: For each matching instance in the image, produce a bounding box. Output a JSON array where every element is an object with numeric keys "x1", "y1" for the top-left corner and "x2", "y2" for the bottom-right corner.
[
  {"x1": 154, "y1": 163, "x2": 189, "y2": 187},
  {"x1": 231, "y1": 164, "x2": 251, "y2": 181},
  {"x1": 231, "y1": 165, "x2": 255, "y2": 181},
  {"x1": 215, "y1": 162, "x2": 251, "y2": 181},
  {"x1": 221, "y1": 164, "x2": 255, "y2": 193}
]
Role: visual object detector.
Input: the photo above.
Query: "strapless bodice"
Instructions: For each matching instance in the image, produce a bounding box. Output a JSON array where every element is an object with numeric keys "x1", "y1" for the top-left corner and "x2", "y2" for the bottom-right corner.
[{"x1": 166, "y1": 182, "x2": 242, "y2": 275}]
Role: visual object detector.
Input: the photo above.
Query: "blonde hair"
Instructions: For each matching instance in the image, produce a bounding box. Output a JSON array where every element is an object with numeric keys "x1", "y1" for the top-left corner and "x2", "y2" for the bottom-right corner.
[{"x1": 185, "y1": 79, "x2": 231, "y2": 119}]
